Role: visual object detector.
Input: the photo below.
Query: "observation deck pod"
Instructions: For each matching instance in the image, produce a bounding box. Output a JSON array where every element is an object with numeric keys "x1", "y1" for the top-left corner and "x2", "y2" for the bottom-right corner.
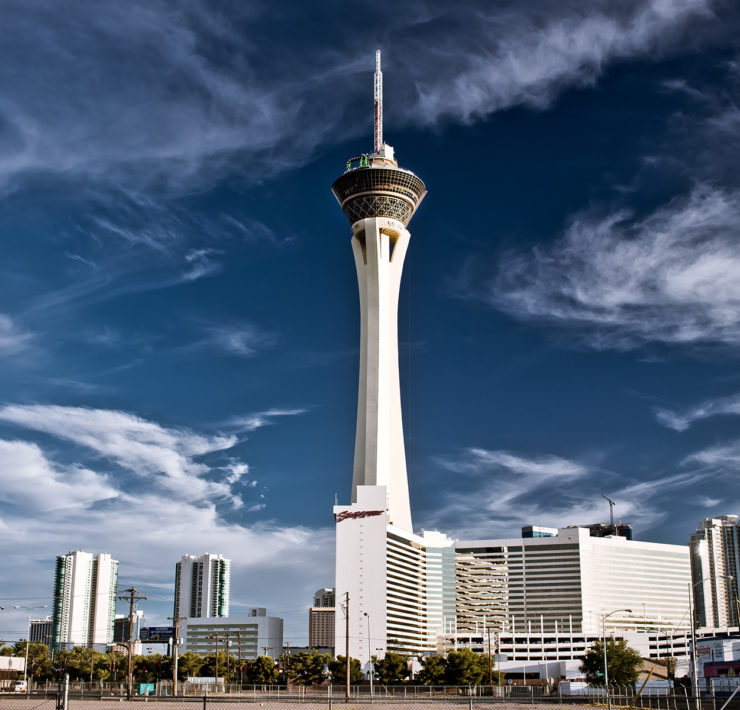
[{"x1": 332, "y1": 152, "x2": 427, "y2": 227}]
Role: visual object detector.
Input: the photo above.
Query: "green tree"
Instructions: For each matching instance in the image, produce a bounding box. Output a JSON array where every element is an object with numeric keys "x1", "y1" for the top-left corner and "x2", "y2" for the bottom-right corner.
[
  {"x1": 284, "y1": 650, "x2": 332, "y2": 685},
  {"x1": 244, "y1": 655, "x2": 279, "y2": 684},
  {"x1": 329, "y1": 655, "x2": 364, "y2": 684},
  {"x1": 51, "y1": 649, "x2": 73, "y2": 679},
  {"x1": 134, "y1": 653, "x2": 171, "y2": 682},
  {"x1": 373, "y1": 652, "x2": 408, "y2": 684},
  {"x1": 581, "y1": 638, "x2": 642, "y2": 687},
  {"x1": 417, "y1": 655, "x2": 447, "y2": 685},
  {"x1": 13, "y1": 642, "x2": 51, "y2": 682},
  {"x1": 177, "y1": 652, "x2": 204, "y2": 681},
  {"x1": 444, "y1": 649, "x2": 487, "y2": 686},
  {"x1": 65, "y1": 647, "x2": 104, "y2": 681},
  {"x1": 199, "y1": 650, "x2": 233, "y2": 681}
]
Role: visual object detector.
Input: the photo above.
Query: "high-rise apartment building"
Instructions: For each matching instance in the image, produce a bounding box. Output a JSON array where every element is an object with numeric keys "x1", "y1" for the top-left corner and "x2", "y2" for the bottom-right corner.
[
  {"x1": 173, "y1": 553, "x2": 230, "y2": 618},
  {"x1": 52, "y1": 550, "x2": 118, "y2": 648},
  {"x1": 309, "y1": 588, "x2": 335, "y2": 649},
  {"x1": 689, "y1": 516, "x2": 740, "y2": 628}
]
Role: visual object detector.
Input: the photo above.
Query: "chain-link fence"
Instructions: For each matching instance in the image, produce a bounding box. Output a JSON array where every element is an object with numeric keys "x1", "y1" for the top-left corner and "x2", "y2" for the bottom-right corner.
[{"x1": 1, "y1": 682, "x2": 740, "y2": 710}]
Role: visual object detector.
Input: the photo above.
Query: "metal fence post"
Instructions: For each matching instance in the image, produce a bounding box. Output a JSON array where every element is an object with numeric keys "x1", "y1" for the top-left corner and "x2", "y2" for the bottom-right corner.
[{"x1": 469, "y1": 693, "x2": 473, "y2": 710}]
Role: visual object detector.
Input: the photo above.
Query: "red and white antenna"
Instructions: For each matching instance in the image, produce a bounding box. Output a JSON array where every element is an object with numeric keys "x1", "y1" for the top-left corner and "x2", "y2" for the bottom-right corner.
[{"x1": 374, "y1": 49, "x2": 383, "y2": 153}]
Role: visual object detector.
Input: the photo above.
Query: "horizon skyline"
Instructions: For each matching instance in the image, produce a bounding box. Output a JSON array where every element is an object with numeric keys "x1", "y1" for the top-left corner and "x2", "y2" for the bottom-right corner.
[{"x1": 2, "y1": 0, "x2": 740, "y2": 645}]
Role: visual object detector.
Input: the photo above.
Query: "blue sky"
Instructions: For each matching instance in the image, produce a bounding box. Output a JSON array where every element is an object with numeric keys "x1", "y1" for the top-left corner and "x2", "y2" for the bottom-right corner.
[{"x1": 2, "y1": 0, "x2": 740, "y2": 646}]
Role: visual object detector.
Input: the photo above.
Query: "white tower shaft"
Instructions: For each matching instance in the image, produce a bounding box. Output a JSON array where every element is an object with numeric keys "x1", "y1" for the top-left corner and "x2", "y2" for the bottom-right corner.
[
  {"x1": 374, "y1": 50, "x2": 383, "y2": 154},
  {"x1": 350, "y1": 216, "x2": 412, "y2": 532}
]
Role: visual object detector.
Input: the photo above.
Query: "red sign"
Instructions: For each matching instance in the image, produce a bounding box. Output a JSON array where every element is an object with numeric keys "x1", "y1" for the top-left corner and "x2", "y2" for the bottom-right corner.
[{"x1": 336, "y1": 510, "x2": 385, "y2": 523}]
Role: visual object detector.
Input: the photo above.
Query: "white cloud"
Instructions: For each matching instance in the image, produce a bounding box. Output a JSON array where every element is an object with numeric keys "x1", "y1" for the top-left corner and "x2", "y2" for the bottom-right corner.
[
  {"x1": 0, "y1": 404, "x2": 242, "y2": 506},
  {"x1": 0, "y1": 475, "x2": 334, "y2": 642},
  {"x1": 0, "y1": 406, "x2": 331, "y2": 642},
  {"x1": 482, "y1": 185, "x2": 740, "y2": 349},
  {"x1": 0, "y1": 439, "x2": 118, "y2": 512},
  {"x1": 0, "y1": 314, "x2": 32, "y2": 356},
  {"x1": 655, "y1": 392, "x2": 740, "y2": 431}
]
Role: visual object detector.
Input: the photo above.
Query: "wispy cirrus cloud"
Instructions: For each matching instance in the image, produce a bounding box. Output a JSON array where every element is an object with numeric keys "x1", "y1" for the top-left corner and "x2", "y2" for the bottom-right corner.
[
  {"x1": 685, "y1": 441, "x2": 740, "y2": 471},
  {"x1": 403, "y1": 0, "x2": 717, "y2": 127},
  {"x1": 426, "y1": 447, "x2": 704, "y2": 539},
  {"x1": 228, "y1": 408, "x2": 308, "y2": 434},
  {"x1": 186, "y1": 321, "x2": 278, "y2": 358},
  {"x1": 435, "y1": 448, "x2": 589, "y2": 479},
  {"x1": 655, "y1": 392, "x2": 740, "y2": 431},
  {"x1": 0, "y1": 0, "x2": 720, "y2": 197},
  {"x1": 472, "y1": 185, "x2": 740, "y2": 350},
  {"x1": 0, "y1": 314, "x2": 33, "y2": 356}
]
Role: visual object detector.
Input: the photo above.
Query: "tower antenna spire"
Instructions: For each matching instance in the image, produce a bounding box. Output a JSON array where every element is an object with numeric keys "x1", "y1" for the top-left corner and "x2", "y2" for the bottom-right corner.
[{"x1": 374, "y1": 49, "x2": 383, "y2": 154}]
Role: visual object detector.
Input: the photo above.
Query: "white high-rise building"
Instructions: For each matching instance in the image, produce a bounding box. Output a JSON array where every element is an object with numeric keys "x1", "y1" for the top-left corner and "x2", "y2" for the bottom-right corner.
[
  {"x1": 689, "y1": 516, "x2": 740, "y2": 628},
  {"x1": 454, "y1": 526, "x2": 691, "y2": 636},
  {"x1": 52, "y1": 551, "x2": 118, "y2": 648},
  {"x1": 174, "y1": 553, "x2": 231, "y2": 619}
]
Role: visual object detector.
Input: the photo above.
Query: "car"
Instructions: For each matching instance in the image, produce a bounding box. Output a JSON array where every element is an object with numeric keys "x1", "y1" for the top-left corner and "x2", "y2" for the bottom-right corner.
[{"x1": 13, "y1": 680, "x2": 27, "y2": 693}]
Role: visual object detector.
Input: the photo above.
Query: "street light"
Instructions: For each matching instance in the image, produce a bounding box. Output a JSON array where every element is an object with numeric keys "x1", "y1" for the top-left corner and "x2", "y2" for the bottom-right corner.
[
  {"x1": 13, "y1": 604, "x2": 48, "y2": 691},
  {"x1": 602, "y1": 608, "x2": 632, "y2": 710},
  {"x1": 364, "y1": 612, "x2": 373, "y2": 696}
]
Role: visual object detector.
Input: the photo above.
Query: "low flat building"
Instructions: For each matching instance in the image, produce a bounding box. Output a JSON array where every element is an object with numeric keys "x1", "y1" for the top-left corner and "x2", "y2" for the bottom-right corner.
[{"x1": 182, "y1": 608, "x2": 283, "y2": 659}]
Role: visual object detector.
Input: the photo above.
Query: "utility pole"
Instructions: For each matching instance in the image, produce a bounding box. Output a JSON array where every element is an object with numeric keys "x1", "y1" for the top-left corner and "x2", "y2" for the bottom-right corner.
[
  {"x1": 285, "y1": 641, "x2": 290, "y2": 686},
  {"x1": 237, "y1": 630, "x2": 242, "y2": 686},
  {"x1": 487, "y1": 627, "x2": 493, "y2": 687},
  {"x1": 167, "y1": 615, "x2": 186, "y2": 697},
  {"x1": 118, "y1": 587, "x2": 147, "y2": 700},
  {"x1": 209, "y1": 635, "x2": 220, "y2": 682},
  {"x1": 225, "y1": 634, "x2": 231, "y2": 683},
  {"x1": 345, "y1": 592, "x2": 350, "y2": 701}
]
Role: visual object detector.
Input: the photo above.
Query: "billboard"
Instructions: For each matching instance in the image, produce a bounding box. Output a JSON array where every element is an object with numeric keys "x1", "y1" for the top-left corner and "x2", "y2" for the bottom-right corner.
[{"x1": 140, "y1": 626, "x2": 174, "y2": 642}]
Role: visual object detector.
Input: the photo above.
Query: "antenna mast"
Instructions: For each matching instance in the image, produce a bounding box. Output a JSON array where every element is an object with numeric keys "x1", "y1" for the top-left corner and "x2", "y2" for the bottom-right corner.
[{"x1": 374, "y1": 49, "x2": 383, "y2": 153}]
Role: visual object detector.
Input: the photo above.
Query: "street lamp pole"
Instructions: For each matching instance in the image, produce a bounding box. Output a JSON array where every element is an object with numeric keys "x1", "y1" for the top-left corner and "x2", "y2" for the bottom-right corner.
[
  {"x1": 13, "y1": 604, "x2": 47, "y2": 691},
  {"x1": 688, "y1": 581, "x2": 700, "y2": 710},
  {"x1": 602, "y1": 608, "x2": 632, "y2": 710},
  {"x1": 364, "y1": 612, "x2": 373, "y2": 696}
]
